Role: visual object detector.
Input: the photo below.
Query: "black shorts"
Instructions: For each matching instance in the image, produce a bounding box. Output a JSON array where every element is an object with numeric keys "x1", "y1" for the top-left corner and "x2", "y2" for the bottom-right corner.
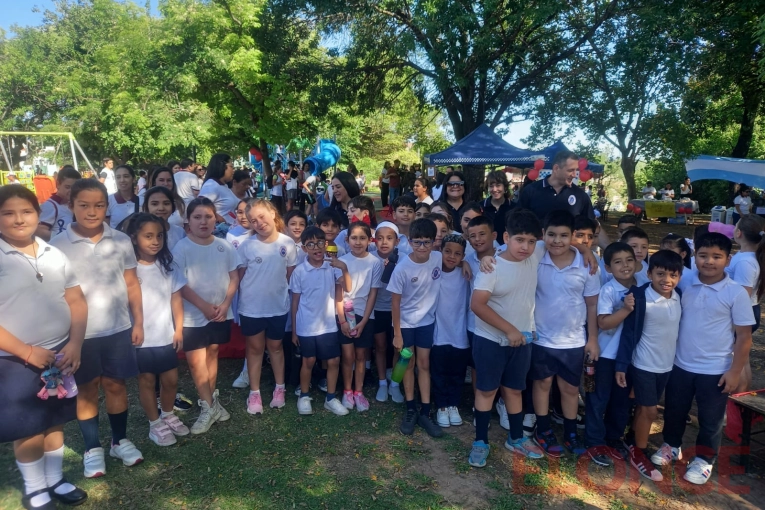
[
  {"x1": 75, "y1": 329, "x2": 139, "y2": 385},
  {"x1": 753, "y1": 304, "x2": 761, "y2": 333},
  {"x1": 136, "y1": 345, "x2": 179, "y2": 375},
  {"x1": 0, "y1": 340, "x2": 77, "y2": 443},
  {"x1": 630, "y1": 366, "x2": 671, "y2": 407},
  {"x1": 472, "y1": 334, "x2": 532, "y2": 391},
  {"x1": 373, "y1": 310, "x2": 392, "y2": 335},
  {"x1": 529, "y1": 344, "x2": 584, "y2": 387},
  {"x1": 287, "y1": 189, "x2": 299, "y2": 200},
  {"x1": 401, "y1": 322, "x2": 435, "y2": 349},
  {"x1": 466, "y1": 330, "x2": 475, "y2": 368},
  {"x1": 298, "y1": 332, "x2": 341, "y2": 360},
  {"x1": 304, "y1": 193, "x2": 316, "y2": 205},
  {"x1": 240, "y1": 314, "x2": 288, "y2": 340},
  {"x1": 182, "y1": 320, "x2": 232, "y2": 352},
  {"x1": 339, "y1": 315, "x2": 374, "y2": 349}
]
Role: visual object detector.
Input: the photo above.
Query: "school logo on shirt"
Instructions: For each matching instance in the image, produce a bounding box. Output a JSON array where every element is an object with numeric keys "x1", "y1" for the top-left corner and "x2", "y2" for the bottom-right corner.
[
  {"x1": 279, "y1": 246, "x2": 287, "y2": 257},
  {"x1": 255, "y1": 257, "x2": 263, "y2": 264},
  {"x1": 411, "y1": 277, "x2": 418, "y2": 283},
  {"x1": 138, "y1": 277, "x2": 143, "y2": 285},
  {"x1": 431, "y1": 268, "x2": 441, "y2": 280},
  {"x1": 217, "y1": 245, "x2": 225, "y2": 252},
  {"x1": 232, "y1": 241, "x2": 240, "y2": 248},
  {"x1": 568, "y1": 195, "x2": 576, "y2": 206}
]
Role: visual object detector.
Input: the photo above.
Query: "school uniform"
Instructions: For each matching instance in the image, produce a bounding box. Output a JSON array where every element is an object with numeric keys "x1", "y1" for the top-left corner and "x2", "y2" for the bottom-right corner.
[
  {"x1": 50, "y1": 223, "x2": 140, "y2": 385},
  {"x1": 386, "y1": 251, "x2": 443, "y2": 349},
  {"x1": 601, "y1": 259, "x2": 650, "y2": 286},
  {"x1": 39, "y1": 194, "x2": 73, "y2": 238},
  {"x1": 135, "y1": 261, "x2": 187, "y2": 374},
  {"x1": 471, "y1": 244, "x2": 544, "y2": 392},
  {"x1": 726, "y1": 251, "x2": 761, "y2": 331},
  {"x1": 531, "y1": 250, "x2": 601, "y2": 386},
  {"x1": 237, "y1": 234, "x2": 297, "y2": 339},
  {"x1": 432, "y1": 269, "x2": 471, "y2": 409},
  {"x1": 225, "y1": 225, "x2": 252, "y2": 250},
  {"x1": 338, "y1": 253, "x2": 383, "y2": 348},
  {"x1": 0, "y1": 238, "x2": 79, "y2": 442},
  {"x1": 616, "y1": 284, "x2": 681, "y2": 407},
  {"x1": 199, "y1": 180, "x2": 240, "y2": 225},
  {"x1": 463, "y1": 250, "x2": 485, "y2": 368},
  {"x1": 169, "y1": 210, "x2": 185, "y2": 229},
  {"x1": 172, "y1": 237, "x2": 241, "y2": 351},
  {"x1": 584, "y1": 278, "x2": 634, "y2": 448},
  {"x1": 372, "y1": 252, "x2": 394, "y2": 345},
  {"x1": 662, "y1": 274, "x2": 754, "y2": 462},
  {"x1": 290, "y1": 260, "x2": 343, "y2": 360},
  {"x1": 107, "y1": 193, "x2": 143, "y2": 229},
  {"x1": 167, "y1": 224, "x2": 186, "y2": 251},
  {"x1": 677, "y1": 265, "x2": 694, "y2": 294}
]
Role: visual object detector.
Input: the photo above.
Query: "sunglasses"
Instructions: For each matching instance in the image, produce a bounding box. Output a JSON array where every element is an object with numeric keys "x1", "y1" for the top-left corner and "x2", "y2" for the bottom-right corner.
[{"x1": 447, "y1": 181, "x2": 465, "y2": 187}]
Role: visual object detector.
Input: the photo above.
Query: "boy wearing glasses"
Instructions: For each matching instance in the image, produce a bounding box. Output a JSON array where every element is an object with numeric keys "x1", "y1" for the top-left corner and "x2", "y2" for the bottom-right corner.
[{"x1": 388, "y1": 218, "x2": 444, "y2": 438}]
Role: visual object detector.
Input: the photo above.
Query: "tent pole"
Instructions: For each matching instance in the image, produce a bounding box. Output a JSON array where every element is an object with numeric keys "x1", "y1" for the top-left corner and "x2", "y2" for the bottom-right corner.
[
  {"x1": 71, "y1": 137, "x2": 95, "y2": 172},
  {"x1": 69, "y1": 135, "x2": 78, "y2": 171}
]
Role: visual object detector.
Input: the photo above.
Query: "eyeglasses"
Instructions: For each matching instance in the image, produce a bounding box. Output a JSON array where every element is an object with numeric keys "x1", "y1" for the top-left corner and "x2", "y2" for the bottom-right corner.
[
  {"x1": 410, "y1": 240, "x2": 433, "y2": 248},
  {"x1": 304, "y1": 241, "x2": 327, "y2": 249},
  {"x1": 447, "y1": 181, "x2": 465, "y2": 187}
]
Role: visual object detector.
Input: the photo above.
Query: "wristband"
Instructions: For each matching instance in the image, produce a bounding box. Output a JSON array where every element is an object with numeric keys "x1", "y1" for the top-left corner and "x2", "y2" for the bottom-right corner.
[
  {"x1": 339, "y1": 320, "x2": 347, "y2": 325},
  {"x1": 25, "y1": 346, "x2": 33, "y2": 366}
]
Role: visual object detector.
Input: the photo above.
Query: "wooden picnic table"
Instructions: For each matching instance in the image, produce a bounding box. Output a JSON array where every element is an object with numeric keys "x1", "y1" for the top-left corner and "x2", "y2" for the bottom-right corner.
[{"x1": 729, "y1": 389, "x2": 765, "y2": 472}]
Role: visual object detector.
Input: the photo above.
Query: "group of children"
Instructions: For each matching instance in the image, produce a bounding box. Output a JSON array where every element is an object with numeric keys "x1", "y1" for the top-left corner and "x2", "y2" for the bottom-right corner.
[{"x1": 2, "y1": 172, "x2": 761, "y2": 510}]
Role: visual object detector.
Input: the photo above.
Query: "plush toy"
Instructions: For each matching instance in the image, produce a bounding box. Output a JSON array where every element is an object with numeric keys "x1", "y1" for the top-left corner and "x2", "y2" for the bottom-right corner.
[{"x1": 37, "y1": 366, "x2": 68, "y2": 400}]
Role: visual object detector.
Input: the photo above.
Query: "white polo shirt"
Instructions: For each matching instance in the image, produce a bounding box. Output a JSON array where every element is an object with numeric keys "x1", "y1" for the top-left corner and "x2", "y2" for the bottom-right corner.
[
  {"x1": 290, "y1": 260, "x2": 342, "y2": 336},
  {"x1": 0, "y1": 238, "x2": 79, "y2": 355},
  {"x1": 675, "y1": 274, "x2": 755, "y2": 375},
  {"x1": 237, "y1": 234, "x2": 297, "y2": 318},
  {"x1": 107, "y1": 193, "x2": 143, "y2": 228},
  {"x1": 727, "y1": 252, "x2": 760, "y2": 306},
  {"x1": 226, "y1": 225, "x2": 252, "y2": 250},
  {"x1": 338, "y1": 252, "x2": 383, "y2": 319},
  {"x1": 596, "y1": 278, "x2": 631, "y2": 359},
  {"x1": 373, "y1": 252, "x2": 393, "y2": 312},
  {"x1": 601, "y1": 259, "x2": 649, "y2": 286},
  {"x1": 632, "y1": 286, "x2": 681, "y2": 373},
  {"x1": 434, "y1": 269, "x2": 470, "y2": 349},
  {"x1": 174, "y1": 171, "x2": 202, "y2": 205},
  {"x1": 464, "y1": 250, "x2": 483, "y2": 333},
  {"x1": 387, "y1": 251, "x2": 443, "y2": 328},
  {"x1": 535, "y1": 249, "x2": 601, "y2": 349},
  {"x1": 473, "y1": 244, "x2": 544, "y2": 346},
  {"x1": 39, "y1": 195, "x2": 73, "y2": 239},
  {"x1": 50, "y1": 223, "x2": 136, "y2": 338},
  {"x1": 136, "y1": 261, "x2": 187, "y2": 349},
  {"x1": 172, "y1": 237, "x2": 241, "y2": 327}
]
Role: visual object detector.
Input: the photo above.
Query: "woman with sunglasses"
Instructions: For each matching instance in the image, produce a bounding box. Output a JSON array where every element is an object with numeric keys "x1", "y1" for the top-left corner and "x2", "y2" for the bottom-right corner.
[{"x1": 443, "y1": 171, "x2": 469, "y2": 232}]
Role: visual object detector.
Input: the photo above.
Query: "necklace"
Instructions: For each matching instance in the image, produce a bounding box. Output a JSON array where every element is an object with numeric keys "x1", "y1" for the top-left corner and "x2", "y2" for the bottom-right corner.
[{"x1": 3, "y1": 237, "x2": 43, "y2": 282}]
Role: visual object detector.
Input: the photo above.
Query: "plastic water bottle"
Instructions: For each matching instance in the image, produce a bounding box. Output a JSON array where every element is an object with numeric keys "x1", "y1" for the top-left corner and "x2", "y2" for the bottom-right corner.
[
  {"x1": 522, "y1": 331, "x2": 534, "y2": 344},
  {"x1": 54, "y1": 353, "x2": 78, "y2": 398},
  {"x1": 343, "y1": 298, "x2": 358, "y2": 336},
  {"x1": 390, "y1": 348, "x2": 413, "y2": 384}
]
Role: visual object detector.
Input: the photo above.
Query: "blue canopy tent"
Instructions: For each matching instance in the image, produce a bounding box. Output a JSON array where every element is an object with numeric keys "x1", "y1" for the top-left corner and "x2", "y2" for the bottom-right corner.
[{"x1": 686, "y1": 155, "x2": 765, "y2": 189}]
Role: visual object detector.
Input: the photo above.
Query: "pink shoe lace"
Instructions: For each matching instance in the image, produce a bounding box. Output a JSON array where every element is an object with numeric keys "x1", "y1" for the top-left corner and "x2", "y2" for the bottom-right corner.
[{"x1": 270, "y1": 387, "x2": 286, "y2": 408}]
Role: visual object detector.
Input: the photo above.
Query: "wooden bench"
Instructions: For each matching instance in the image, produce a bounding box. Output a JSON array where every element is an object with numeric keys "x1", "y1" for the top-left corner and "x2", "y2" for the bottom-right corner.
[{"x1": 729, "y1": 389, "x2": 765, "y2": 472}]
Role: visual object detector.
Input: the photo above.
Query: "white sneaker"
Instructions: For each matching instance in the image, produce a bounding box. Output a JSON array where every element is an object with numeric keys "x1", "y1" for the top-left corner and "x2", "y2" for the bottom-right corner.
[
  {"x1": 523, "y1": 413, "x2": 537, "y2": 437},
  {"x1": 436, "y1": 408, "x2": 451, "y2": 428},
  {"x1": 83, "y1": 447, "x2": 106, "y2": 478},
  {"x1": 389, "y1": 385, "x2": 404, "y2": 403},
  {"x1": 149, "y1": 422, "x2": 177, "y2": 447},
  {"x1": 375, "y1": 385, "x2": 389, "y2": 402},
  {"x1": 110, "y1": 439, "x2": 144, "y2": 466},
  {"x1": 495, "y1": 399, "x2": 509, "y2": 430},
  {"x1": 651, "y1": 443, "x2": 682, "y2": 466},
  {"x1": 191, "y1": 399, "x2": 216, "y2": 434},
  {"x1": 214, "y1": 397, "x2": 230, "y2": 422},
  {"x1": 684, "y1": 457, "x2": 713, "y2": 485},
  {"x1": 324, "y1": 398, "x2": 349, "y2": 416},
  {"x1": 297, "y1": 396, "x2": 314, "y2": 415},
  {"x1": 464, "y1": 367, "x2": 472, "y2": 384},
  {"x1": 232, "y1": 369, "x2": 249, "y2": 389},
  {"x1": 448, "y1": 406, "x2": 463, "y2": 426},
  {"x1": 341, "y1": 391, "x2": 355, "y2": 410}
]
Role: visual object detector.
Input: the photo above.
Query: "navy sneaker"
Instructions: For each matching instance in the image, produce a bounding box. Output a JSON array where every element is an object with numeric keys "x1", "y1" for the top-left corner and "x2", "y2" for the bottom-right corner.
[{"x1": 534, "y1": 429, "x2": 563, "y2": 457}]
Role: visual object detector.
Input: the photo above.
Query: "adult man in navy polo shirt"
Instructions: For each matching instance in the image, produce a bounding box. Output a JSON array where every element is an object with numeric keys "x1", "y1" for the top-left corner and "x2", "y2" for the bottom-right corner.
[{"x1": 519, "y1": 150, "x2": 609, "y2": 247}]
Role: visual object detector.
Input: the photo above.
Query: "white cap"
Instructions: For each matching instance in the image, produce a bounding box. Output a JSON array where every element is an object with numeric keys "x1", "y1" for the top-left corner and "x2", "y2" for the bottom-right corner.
[{"x1": 375, "y1": 221, "x2": 399, "y2": 235}]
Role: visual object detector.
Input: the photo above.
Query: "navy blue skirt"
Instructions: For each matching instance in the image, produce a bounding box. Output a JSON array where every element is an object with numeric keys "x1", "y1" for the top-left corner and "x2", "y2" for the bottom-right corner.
[{"x1": 0, "y1": 340, "x2": 77, "y2": 443}]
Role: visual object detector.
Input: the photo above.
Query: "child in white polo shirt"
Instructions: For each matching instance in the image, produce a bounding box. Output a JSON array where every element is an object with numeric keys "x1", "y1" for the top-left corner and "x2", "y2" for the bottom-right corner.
[
  {"x1": 36, "y1": 166, "x2": 81, "y2": 241},
  {"x1": 621, "y1": 228, "x2": 650, "y2": 285},
  {"x1": 654, "y1": 233, "x2": 754, "y2": 485},
  {"x1": 615, "y1": 250, "x2": 684, "y2": 482},
  {"x1": 531, "y1": 211, "x2": 600, "y2": 458},
  {"x1": 388, "y1": 218, "x2": 444, "y2": 438},
  {"x1": 291, "y1": 227, "x2": 351, "y2": 416},
  {"x1": 50, "y1": 178, "x2": 145, "y2": 478}
]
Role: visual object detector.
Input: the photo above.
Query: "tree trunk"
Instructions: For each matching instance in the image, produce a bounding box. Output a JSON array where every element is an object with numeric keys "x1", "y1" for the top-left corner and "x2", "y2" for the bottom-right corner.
[
  {"x1": 621, "y1": 155, "x2": 637, "y2": 200},
  {"x1": 730, "y1": 86, "x2": 761, "y2": 159},
  {"x1": 462, "y1": 164, "x2": 485, "y2": 202}
]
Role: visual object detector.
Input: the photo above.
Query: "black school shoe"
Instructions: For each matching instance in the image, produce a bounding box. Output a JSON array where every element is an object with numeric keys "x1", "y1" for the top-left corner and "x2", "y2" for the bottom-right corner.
[
  {"x1": 417, "y1": 413, "x2": 444, "y2": 438},
  {"x1": 48, "y1": 479, "x2": 88, "y2": 506},
  {"x1": 400, "y1": 408, "x2": 418, "y2": 435},
  {"x1": 21, "y1": 489, "x2": 56, "y2": 510}
]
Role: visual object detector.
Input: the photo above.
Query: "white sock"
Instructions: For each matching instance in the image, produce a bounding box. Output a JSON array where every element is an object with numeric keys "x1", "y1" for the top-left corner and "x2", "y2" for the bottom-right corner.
[
  {"x1": 385, "y1": 368, "x2": 392, "y2": 380},
  {"x1": 241, "y1": 359, "x2": 248, "y2": 372},
  {"x1": 390, "y1": 381, "x2": 399, "y2": 388},
  {"x1": 160, "y1": 410, "x2": 174, "y2": 419},
  {"x1": 43, "y1": 446, "x2": 76, "y2": 495},
  {"x1": 378, "y1": 379, "x2": 387, "y2": 386},
  {"x1": 250, "y1": 390, "x2": 260, "y2": 396},
  {"x1": 17, "y1": 457, "x2": 51, "y2": 506},
  {"x1": 149, "y1": 418, "x2": 162, "y2": 427},
  {"x1": 365, "y1": 360, "x2": 371, "y2": 369},
  {"x1": 275, "y1": 383, "x2": 285, "y2": 390}
]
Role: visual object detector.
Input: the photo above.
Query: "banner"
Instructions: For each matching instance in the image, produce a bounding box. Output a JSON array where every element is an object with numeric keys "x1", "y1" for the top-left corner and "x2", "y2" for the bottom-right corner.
[{"x1": 645, "y1": 201, "x2": 676, "y2": 218}]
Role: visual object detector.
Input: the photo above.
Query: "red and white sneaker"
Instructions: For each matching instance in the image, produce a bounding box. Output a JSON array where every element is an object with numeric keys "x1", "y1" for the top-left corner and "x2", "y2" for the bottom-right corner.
[
  {"x1": 110, "y1": 439, "x2": 144, "y2": 467},
  {"x1": 629, "y1": 445, "x2": 663, "y2": 482},
  {"x1": 83, "y1": 448, "x2": 106, "y2": 478}
]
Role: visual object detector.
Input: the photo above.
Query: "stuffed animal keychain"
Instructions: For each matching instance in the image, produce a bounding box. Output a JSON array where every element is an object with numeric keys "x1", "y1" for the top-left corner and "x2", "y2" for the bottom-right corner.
[{"x1": 37, "y1": 366, "x2": 68, "y2": 400}]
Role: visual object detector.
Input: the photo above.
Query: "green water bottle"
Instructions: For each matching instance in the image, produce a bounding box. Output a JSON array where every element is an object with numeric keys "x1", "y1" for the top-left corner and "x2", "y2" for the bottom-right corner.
[{"x1": 391, "y1": 348, "x2": 413, "y2": 383}]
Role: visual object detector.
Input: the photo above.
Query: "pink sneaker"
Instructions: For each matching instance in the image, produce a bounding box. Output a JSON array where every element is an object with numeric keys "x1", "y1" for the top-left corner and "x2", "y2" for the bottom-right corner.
[
  {"x1": 270, "y1": 387, "x2": 286, "y2": 409},
  {"x1": 354, "y1": 392, "x2": 370, "y2": 412},
  {"x1": 247, "y1": 391, "x2": 263, "y2": 415},
  {"x1": 162, "y1": 413, "x2": 190, "y2": 436}
]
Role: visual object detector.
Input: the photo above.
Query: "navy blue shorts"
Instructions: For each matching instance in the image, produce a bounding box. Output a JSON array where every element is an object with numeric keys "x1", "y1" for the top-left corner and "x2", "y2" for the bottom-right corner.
[
  {"x1": 466, "y1": 330, "x2": 475, "y2": 368},
  {"x1": 182, "y1": 320, "x2": 232, "y2": 352},
  {"x1": 339, "y1": 315, "x2": 374, "y2": 349},
  {"x1": 472, "y1": 334, "x2": 532, "y2": 391},
  {"x1": 529, "y1": 344, "x2": 584, "y2": 387},
  {"x1": 630, "y1": 366, "x2": 671, "y2": 407},
  {"x1": 240, "y1": 314, "x2": 288, "y2": 340},
  {"x1": 299, "y1": 332, "x2": 341, "y2": 360},
  {"x1": 401, "y1": 322, "x2": 435, "y2": 350},
  {"x1": 373, "y1": 310, "x2": 392, "y2": 335},
  {"x1": 136, "y1": 345, "x2": 179, "y2": 375},
  {"x1": 75, "y1": 329, "x2": 139, "y2": 385},
  {"x1": 753, "y1": 304, "x2": 761, "y2": 333}
]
